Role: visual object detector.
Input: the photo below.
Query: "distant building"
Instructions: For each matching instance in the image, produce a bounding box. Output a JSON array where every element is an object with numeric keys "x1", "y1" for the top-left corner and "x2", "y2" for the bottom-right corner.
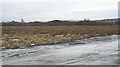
[
  {"x1": 21, "y1": 18, "x2": 25, "y2": 23},
  {"x1": 84, "y1": 18, "x2": 90, "y2": 22}
]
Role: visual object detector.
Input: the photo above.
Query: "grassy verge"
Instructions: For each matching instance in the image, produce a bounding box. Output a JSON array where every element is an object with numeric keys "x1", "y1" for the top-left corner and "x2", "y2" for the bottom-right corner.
[{"x1": 1, "y1": 25, "x2": 119, "y2": 50}]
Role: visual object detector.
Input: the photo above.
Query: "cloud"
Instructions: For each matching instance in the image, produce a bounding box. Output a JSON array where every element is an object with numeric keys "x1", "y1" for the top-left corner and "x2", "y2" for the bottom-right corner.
[{"x1": 1, "y1": 0, "x2": 119, "y2": 22}]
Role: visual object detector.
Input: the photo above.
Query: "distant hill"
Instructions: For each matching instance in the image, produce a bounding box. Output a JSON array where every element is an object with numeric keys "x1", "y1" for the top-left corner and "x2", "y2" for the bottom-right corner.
[{"x1": 48, "y1": 20, "x2": 63, "y2": 22}]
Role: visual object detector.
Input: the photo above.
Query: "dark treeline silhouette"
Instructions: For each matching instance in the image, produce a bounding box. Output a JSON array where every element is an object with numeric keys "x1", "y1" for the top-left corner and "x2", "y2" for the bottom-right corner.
[{"x1": 2, "y1": 18, "x2": 119, "y2": 26}]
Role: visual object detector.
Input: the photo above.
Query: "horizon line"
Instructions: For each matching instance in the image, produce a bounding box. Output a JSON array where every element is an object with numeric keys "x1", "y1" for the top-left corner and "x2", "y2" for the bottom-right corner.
[{"x1": 1, "y1": 17, "x2": 119, "y2": 22}]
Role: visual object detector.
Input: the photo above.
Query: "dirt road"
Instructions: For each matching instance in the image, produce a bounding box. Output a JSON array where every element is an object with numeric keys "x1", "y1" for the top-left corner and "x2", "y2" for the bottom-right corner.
[{"x1": 2, "y1": 35, "x2": 119, "y2": 65}]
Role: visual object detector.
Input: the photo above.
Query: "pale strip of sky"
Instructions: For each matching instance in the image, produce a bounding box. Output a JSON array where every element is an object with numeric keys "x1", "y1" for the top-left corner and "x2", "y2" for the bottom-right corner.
[{"x1": 1, "y1": 0, "x2": 119, "y2": 22}]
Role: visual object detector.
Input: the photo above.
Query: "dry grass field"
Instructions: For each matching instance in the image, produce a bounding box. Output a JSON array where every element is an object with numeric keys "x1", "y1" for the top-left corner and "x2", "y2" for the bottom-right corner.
[{"x1": 1, "y1": 25, "x2": 119, "y2": 50}]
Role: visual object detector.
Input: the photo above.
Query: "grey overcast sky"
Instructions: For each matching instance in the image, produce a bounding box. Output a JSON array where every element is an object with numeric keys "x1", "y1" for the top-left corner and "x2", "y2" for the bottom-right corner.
[{"x1": 1, "y1": 0, "x2": 119, "y2": 22}]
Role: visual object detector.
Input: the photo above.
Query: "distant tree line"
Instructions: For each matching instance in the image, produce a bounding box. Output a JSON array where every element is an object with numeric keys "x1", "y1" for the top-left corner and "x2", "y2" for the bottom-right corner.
[{"x1": 2, "y1": 20, "x2": 118, "y2": 26}]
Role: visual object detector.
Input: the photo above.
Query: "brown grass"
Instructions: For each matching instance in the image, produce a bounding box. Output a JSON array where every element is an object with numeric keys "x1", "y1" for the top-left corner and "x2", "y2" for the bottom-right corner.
[{"x1": 2, "y1": 25, "x2": 119, "y2": 50}]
